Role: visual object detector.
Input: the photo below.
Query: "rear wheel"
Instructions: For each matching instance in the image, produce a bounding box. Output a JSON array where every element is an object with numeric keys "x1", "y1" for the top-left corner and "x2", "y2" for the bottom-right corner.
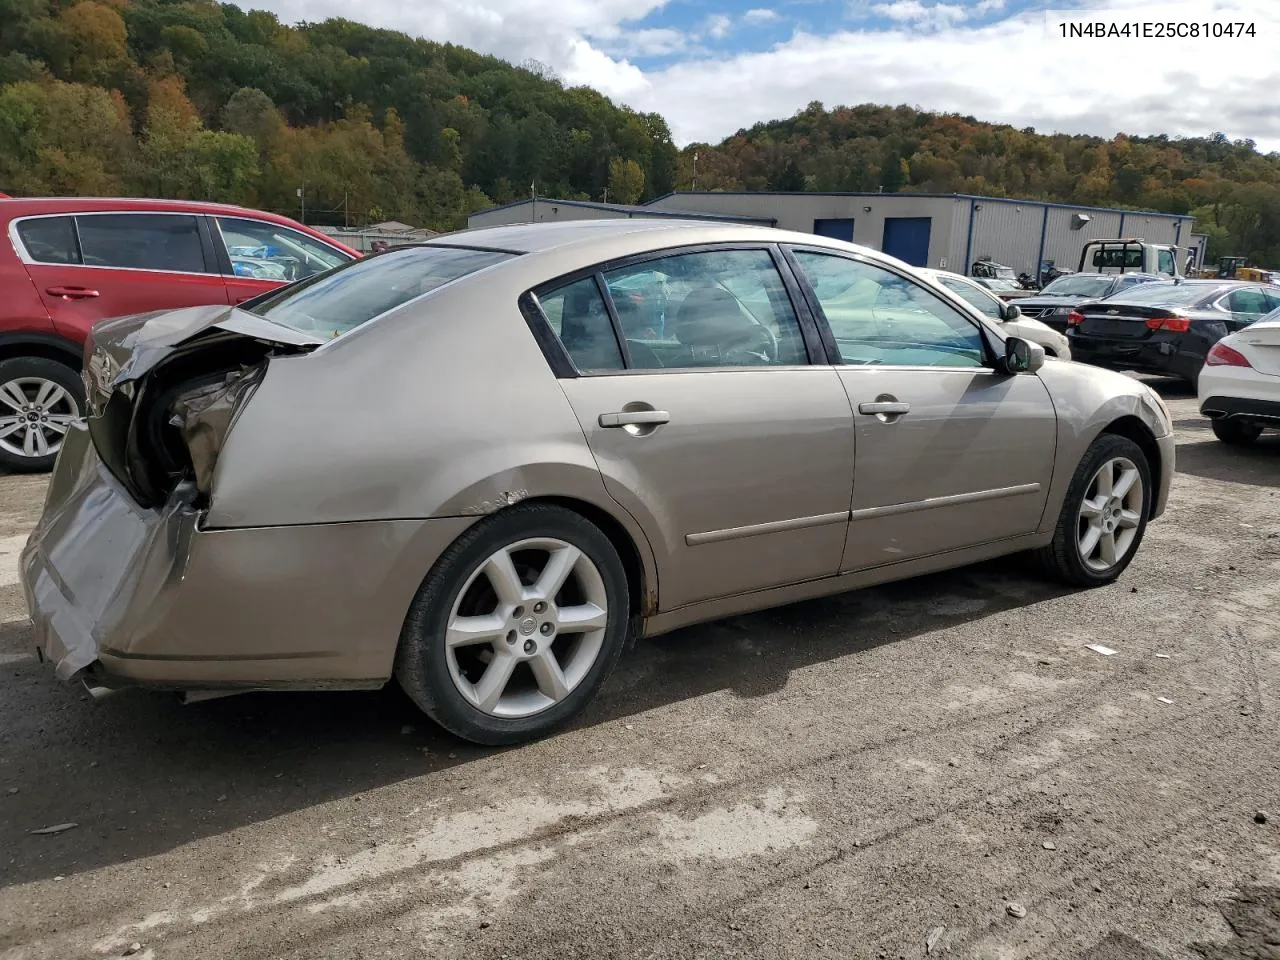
[
  {"x1": 395, "y1": 503, "x2": 630, "y2": 745},
  {"x1": 0, "y1": 358, "x2": 84, "y2": 473},
  {"x1": 1211, "y1": 418, "x2": 1263, "y2": 446},
  {"x1": 1034, "y1": 433, "x2": 1152, "y2": 587}
]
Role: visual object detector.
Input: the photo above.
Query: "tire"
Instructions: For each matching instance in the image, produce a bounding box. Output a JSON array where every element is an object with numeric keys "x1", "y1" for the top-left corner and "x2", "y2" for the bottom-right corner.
[
  {"x1": 1033, "y1": 433, "x2": 1153, "y2": 587},
  {"x1": 0, "y1": 357, "x2": 85, "y2": 473},
  {"x1": 395, "y1": 503, "x2": 631, "y2": 746},
  {"x1": 1211, "y1": 418, "x2": 1262, "y2": 446}
]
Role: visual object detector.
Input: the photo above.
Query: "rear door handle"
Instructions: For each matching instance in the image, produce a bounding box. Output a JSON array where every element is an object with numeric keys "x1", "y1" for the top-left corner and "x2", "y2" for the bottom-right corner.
[
  {"x1": 599, "y1": 410, "x2": 670, "y2": 428},
  {"x1": 46, "y1": 286, "x2": 100, "y2": 300},
  {"x1": 858, "y1": 401, "x2": 910, "y2": 415}
]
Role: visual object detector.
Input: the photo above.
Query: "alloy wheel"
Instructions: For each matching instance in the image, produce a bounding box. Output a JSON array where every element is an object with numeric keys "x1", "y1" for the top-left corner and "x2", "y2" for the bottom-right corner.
[
  {"x1": 1076, "y1": 456, "x2": 1144, "y2": 573},
  {"x1": 445, "y1": 537, "x2": 610, "y2": 718},
  {"x1": 0, "y1": 377, "x2": 80, "y2": 461}
]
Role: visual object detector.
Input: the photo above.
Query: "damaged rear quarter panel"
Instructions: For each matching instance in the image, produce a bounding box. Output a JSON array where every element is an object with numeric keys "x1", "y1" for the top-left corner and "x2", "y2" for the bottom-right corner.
[{"x1": 202, "y1": 273, "x2": 659, "y2": 596}]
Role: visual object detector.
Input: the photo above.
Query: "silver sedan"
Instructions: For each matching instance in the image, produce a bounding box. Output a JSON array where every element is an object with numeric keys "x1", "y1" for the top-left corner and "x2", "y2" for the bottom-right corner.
[{"x1": 22, "y1": 220, "x2": 1175, "y2": 744}]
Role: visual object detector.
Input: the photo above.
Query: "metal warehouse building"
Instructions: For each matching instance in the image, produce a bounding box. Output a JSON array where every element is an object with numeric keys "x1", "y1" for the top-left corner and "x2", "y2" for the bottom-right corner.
[{"x1": 468, "y1": 192, "x2": 1196, "y2": 276}]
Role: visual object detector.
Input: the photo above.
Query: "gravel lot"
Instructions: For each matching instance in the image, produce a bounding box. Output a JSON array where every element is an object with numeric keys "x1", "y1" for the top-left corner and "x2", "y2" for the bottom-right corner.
[{"x1": 1, "y1": 378, "x2": 1277, "y2": 960}]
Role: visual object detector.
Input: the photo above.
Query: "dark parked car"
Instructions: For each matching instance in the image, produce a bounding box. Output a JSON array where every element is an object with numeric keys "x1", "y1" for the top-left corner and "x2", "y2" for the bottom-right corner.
[
  {"x1": 1016, "y1": 272, "x2": 1163, "y2": 332},
  {"x1": 1067, "y1": 280, "x2": 1280, "y2": 385}
]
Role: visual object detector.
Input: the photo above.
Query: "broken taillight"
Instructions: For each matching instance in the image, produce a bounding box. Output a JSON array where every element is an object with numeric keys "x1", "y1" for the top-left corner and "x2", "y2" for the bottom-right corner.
[{"x1": 1067, "y1": 310, "x2": 1085, "y2": 326}]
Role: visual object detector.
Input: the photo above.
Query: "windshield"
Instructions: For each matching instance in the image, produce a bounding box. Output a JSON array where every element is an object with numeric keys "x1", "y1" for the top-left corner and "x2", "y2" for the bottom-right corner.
[
  {"x1": 1111, "y1": 282, "x2": 1225, "y2": 307},
  {"x1": 1040, "y1": 274, "x2": 1115, "y2": 297},
  {"x1": 245, "y1": 245, "x2": 515, "y2": 338}
]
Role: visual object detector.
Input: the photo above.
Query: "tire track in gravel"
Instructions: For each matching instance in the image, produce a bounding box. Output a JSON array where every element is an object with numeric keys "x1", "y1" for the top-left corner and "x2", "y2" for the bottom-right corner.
[
  {"x1": 619, "y1": 700, "x2": 1256, "y2": 960},
  {"x1": 38, "y1": 654, "x2": 1195, "y2": 960},
  {"x1": 196, "y1": 665, "x2": 1247, "y2": 960}
]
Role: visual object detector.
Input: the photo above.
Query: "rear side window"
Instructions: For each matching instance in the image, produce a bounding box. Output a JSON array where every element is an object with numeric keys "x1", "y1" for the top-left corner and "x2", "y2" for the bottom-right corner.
[
  {"x1": 16, "y1": 217, "x2": 79, "y2": 264},
  {"x1": 77, "y1": 214, "x2": 208, "y2": 273},
  {"x1": 1092, "y1": 248, "x2": 1143, "y2": 269},
  {"x1": 247, "y1": 245, "x2": 513, "y2": 338},
  {"x1": 1226, "y1": 288, "x2": 1272, "y2": 315}
]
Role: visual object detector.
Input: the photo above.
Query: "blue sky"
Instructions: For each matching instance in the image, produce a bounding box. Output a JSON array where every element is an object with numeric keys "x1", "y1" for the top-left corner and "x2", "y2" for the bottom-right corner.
[{"x1": 250, "y1": 0, "x2": 1280, "y2": 150}]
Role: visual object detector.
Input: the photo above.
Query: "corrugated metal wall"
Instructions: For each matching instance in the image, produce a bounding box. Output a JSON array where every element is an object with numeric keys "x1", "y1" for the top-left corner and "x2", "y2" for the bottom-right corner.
[
  {"x1": 1041, "y1": 208, "x2": 1123, "y2": 271},
  {"x1": 964, "y1": 201, "x2": 1047, "y2": 276}
]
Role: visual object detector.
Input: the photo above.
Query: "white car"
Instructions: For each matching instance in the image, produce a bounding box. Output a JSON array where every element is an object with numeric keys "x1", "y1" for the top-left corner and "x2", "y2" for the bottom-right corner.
[
  {"x1": 917, "y1": 269, "x2": 1072, "y2": 360},
  {"x1": 1198, "y1": 313, "x2": 1280, "y2": 445}
]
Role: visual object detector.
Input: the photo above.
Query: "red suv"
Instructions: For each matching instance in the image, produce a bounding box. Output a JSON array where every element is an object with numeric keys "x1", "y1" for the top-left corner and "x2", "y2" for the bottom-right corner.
[{"x1": 0, "y1": 197, "x2": 359, "y2": 471}]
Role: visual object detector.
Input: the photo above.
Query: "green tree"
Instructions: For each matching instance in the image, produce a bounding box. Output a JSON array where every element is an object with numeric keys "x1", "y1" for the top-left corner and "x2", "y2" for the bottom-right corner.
[{"x1": 607, "y1": 157, "x2": 644, "y2": 204}]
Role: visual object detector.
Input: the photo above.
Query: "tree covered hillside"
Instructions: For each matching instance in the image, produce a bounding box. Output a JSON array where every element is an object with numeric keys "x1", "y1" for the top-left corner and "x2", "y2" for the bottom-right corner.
[
  {"x1": 677, "y1": 102, "x2": 1280, "y2": 263},
  {"x1": 0, "y1": 0, "x2": 677, "y2": 229}
]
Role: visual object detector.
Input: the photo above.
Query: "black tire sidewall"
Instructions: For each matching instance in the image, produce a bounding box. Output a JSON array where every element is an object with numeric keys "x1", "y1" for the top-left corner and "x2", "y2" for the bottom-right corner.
[
  {"x1": 1056, "y1": 434, "x2": 1153, "y2": 586},
  {"x1": 396, "y1": 504, "x2": 630, "y2": 746},
  {"x1": 1211, "y1": 419, "x2": 1262, "y2": 445},
  {"x1": 0, "y1": 357, "x2": 85, "y2": 473}
]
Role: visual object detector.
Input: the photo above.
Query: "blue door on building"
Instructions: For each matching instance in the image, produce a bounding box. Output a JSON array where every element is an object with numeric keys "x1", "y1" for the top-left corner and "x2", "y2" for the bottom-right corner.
[
  {"x1": 813, "y1": 218, "x2": 855, "y2": 242},
  {"x1": 882, "y1": 217, "x2": 931, "y2": 267}
]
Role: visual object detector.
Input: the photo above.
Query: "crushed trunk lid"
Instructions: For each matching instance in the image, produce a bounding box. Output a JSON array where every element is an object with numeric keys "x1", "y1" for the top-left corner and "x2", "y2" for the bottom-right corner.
[{"x1": 84, "y1": 304, "x2": 324, "y2": 508}]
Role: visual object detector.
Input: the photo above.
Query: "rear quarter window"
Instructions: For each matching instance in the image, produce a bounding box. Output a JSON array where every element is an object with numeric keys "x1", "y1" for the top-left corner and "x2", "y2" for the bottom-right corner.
[{"x1": 16, "y1": 217, "x2": 80, "y2": 264}]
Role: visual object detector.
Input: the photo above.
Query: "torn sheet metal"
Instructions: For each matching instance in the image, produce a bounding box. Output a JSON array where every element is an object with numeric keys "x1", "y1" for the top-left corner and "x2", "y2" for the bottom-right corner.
[
  {"x1": 169, "y1": 365, "x2": 266, "y2": 496},
  {"x1": 21, "y1": 423, "x2": 199, "y2": 682}
]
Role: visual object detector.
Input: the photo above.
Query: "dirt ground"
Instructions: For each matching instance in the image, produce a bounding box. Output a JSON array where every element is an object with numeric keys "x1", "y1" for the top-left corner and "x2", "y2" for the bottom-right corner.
[{"x1": 1, "y1": 377, "x2": 1277, "y2": 960}]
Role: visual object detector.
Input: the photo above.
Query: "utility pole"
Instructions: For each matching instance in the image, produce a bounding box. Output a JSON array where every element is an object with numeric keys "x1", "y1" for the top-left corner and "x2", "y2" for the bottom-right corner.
[
  {"x1": 343, "y1": 190, "x2": 348, "y2": 229},
  {"x1": 530, "y1": 181, "x2": 536, "y2": 222},
  {"x1": 603, "y1": 186, "x2": 609, "y2": 203},
  {"x1": 692, "y1": 152, "x2": 698, "y2": 191},
  {"x1": 297, "y1": 186, "x2": 305, "y2": 224}
]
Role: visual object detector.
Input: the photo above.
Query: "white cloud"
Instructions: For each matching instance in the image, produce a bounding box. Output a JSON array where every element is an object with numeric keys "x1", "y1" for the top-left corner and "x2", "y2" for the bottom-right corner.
[
  {"x1": 744, "y1": 8, "x2": 782, "y2": 24},
  {"x1": 241, "y1": 0, "x2": 1280, "y2": 153},
  {"x1": 871, "y1": 0, "x2": 966, "y2": 29},
  {"x1": 703, "y1": 13, "x2": 733, "y2": 39}
]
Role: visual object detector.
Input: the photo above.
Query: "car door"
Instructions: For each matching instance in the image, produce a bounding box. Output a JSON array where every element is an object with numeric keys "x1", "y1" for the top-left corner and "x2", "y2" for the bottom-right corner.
[
  {"x1": 14, "y1": 212, "x2": 227, "y2": 343},
  {"x1": 536, "y1": 245, "x2": 856, "y2": 611},
  {"x1": 210, "y1": 216, "x2": 353, "y2": 305},
  {"x1": 785, "y1": 247, "x2": 1058, "y2": 573}
]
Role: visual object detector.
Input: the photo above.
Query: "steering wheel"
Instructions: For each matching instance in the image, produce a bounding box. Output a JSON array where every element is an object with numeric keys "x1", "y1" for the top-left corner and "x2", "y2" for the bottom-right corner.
[{"x1": 722, "y1": 322, "x2": 778, "y2": 364}]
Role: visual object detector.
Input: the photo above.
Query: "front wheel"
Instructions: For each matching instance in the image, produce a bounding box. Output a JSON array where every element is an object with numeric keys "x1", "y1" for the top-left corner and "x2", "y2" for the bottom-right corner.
[
  {"x1": 1211, "y1": 418, "x2": 1262, "y2": 446},
  {"x1": 395, "y1": 503, "x2": 630, "y2": 745},
  {"x1": 1034, "y1": 433, "x2": 1152, "y2": 587}
]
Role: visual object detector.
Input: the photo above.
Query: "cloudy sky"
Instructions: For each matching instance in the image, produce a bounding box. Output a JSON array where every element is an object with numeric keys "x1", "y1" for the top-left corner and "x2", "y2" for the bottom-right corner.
[{"x1": 248, "y1": 0, "x2": 1280, "y2": 150}]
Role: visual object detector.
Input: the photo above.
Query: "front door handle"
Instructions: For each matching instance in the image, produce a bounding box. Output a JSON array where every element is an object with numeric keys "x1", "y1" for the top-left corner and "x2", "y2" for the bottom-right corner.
[
  {"x1": 46, "y1": 286, "x2": 100, "y2": 300},
  {"x1": 599, "y1": 410, "x2": 670, "y2": 428},
  {"x1": 858, "y1": 401, "x2": 910, "y2": 415}
]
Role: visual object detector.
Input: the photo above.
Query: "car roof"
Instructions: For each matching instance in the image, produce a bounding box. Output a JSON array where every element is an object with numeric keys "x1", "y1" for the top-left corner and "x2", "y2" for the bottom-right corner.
[
  {"x1": 432, "y1": 220, "x2": 921, "y2": 272},
  {"x1": 1, "y1": 196, "x2": 308, "y2": 225}
]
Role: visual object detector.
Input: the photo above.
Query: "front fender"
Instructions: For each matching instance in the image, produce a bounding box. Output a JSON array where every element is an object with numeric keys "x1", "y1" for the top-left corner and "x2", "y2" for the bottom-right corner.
[{"x1": 1035, "y1": 362, "x2": 1172, "y2": 532}]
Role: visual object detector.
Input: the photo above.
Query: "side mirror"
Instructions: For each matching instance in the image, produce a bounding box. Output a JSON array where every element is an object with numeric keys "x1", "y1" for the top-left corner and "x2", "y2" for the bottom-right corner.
[
  {"x1": 1002, "y1": 336, "x2": 1045, "y2": 375},
  {"x1": 1002, "y1": 302, "x2": 1022, "y2": 321}
]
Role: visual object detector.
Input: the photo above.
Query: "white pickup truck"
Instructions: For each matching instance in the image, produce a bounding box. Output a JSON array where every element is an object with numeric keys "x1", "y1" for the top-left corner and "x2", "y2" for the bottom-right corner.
[{"x1": 1078, "y1": 238, "x2": 1183, "y2": 278}]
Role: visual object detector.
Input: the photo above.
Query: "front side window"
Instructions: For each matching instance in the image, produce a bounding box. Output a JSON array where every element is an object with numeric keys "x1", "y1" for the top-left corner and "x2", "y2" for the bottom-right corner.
[
  {"x1": 76, "y1": 214, "x2": 208, "y2": 273},
  {"x1": 792, "y1": 251, "x2": 986, "y2": 368},
  {"x1": 16, "y1": 217, "x2": 79, "y2": 264},
  {"x1": 1157, "y1": 249, "x2": 1175, "y2": 274},
  {"x1": 216, "y1": 217, "x2": 349, "y2": 282},
  {"x1": 937, "y1": 276, "x2": 1002, "y2": 320},
  {"x1": 246, "y1": 245, "x2": 513, "y2": 338},
  {"x1": 601, "y1": 249, "x2": 807, "y2": 370}
]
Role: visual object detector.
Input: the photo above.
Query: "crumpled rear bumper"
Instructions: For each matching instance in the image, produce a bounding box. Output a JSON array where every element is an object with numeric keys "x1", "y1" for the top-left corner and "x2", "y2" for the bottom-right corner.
[{"x1": 21, "y1": 421, "x2": 476, "y2": 691}]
